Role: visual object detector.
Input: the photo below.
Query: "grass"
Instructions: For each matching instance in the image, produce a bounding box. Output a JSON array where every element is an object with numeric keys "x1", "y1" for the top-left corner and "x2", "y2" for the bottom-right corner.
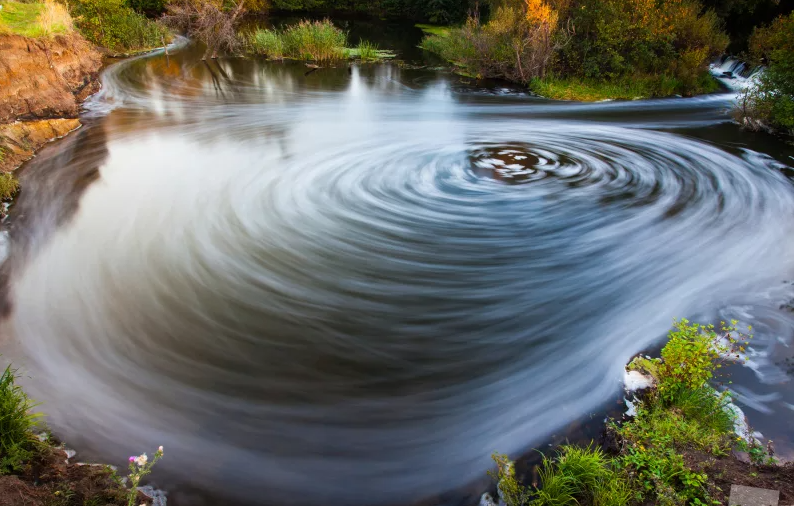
[
  {"x1": 415, "y1": 23, "x2": 452, "y2": 37},
  {"x1": 0, "y1": 0, "x2": 73, "y2": 38},
  {"x1": 0, "y1": 173, "x2": 20, "y2": 200},
  {"x1": 490, "y1": 320, "x2": 761, "y2": 506},
  {"x1": 248, "y1": 20, "x2": 396, "y2": 62},
  {"x1": 529, "y1": 72, "x2": 722, "y2": 101},
  {"x1": 345, "y1": 41, "x2": 396, "y2": 61},
  {"x1": 0, "y1": 364, "x2": 41, "y2": 475}
]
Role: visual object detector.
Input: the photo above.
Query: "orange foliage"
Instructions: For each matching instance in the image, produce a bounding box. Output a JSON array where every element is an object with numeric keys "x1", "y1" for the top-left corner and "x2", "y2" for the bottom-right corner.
[{"x1": 524, "y1": 0, "x2": 559, "y2": 28}]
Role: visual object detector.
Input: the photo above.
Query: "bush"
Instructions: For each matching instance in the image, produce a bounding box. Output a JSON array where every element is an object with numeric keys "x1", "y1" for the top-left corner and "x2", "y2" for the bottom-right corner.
[
  {"x1": 67, "y1": 0, "x2": 170, "y2": 53},
  {"x1": 249, "y1": 19, "x2": 347, "y2": 61},
  {"x1": 0, "y1": 364, "x2": 41, "y2": 475},
  {"x1": 737, "y1": 12, "x2": 794, "y2": 133},
  {"x1": 556, "y1": 0, "x2": 727, "y2": 95},
  {"x1": 421, "y1": 1, "x2": 568, "y2": 84}
]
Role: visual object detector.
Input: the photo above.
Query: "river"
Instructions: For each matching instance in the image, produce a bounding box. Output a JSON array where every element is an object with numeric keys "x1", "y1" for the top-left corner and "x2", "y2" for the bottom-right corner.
[{"x1": 2, "y1": 20, "x2": 794, "y2": 506}]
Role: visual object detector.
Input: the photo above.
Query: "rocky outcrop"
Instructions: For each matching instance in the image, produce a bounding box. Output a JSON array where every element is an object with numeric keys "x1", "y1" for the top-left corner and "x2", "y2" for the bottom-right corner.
[
  {"x1": 0, "y1": 119, "x2": 82, "y2": 172},
  {"x1": 0, "y1": 33, "x2": 102, "y2": 172}
]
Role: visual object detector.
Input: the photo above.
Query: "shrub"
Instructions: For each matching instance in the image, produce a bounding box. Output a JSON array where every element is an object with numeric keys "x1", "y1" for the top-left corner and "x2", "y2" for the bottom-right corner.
[
  {"x1": 421, "y1": 1, "x2": 569, "y2": 84},
  {"x1": 0, "y1": 173, "x2": 20, "y2": 201},
  {"x1": 737, "y1": 12, "x2": 794, "y2": 133},
  {"x1": 0, "y1": 364, "x2": 41, "y2": 475},
  {"x1": 67, "y1": 0, "x2": 170, "y2": 53}
]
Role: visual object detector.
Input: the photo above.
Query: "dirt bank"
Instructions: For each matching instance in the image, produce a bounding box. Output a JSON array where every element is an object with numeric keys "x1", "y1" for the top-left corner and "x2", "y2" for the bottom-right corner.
[{"x1": 0, "y1": 33, "x2": 102, "y2": 173}]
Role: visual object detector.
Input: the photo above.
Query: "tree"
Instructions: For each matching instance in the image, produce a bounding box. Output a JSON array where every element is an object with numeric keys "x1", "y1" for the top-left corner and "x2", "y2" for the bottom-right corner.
[{"x1": 163, "y1": 0, "x2": 268, "y2": 59}]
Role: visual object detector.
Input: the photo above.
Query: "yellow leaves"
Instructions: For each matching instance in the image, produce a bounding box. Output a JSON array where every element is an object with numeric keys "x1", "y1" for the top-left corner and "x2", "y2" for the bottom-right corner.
[{"x1": 524, "y1": 0, "x2": 558, "y2": 28}]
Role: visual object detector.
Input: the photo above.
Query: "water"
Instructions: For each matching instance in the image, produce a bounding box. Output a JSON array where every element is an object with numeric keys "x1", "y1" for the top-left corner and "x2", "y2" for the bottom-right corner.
[{"x1": 3, "y1": 33, "x2": 794, "y2": 506}]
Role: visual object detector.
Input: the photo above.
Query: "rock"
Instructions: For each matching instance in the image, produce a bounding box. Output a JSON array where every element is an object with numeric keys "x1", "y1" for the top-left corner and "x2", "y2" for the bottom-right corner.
[
  {"x1": 138, "y1": 485, "x2": 168, "y2": 506},
  {"x1": 729, "y1": 485, "x2": 779, "y2": 506},
  {"x1": 478, "y1": 493, "x2": 498, "y2": 506},
  {"x1": 0, "y1": 119, "x2": 81, "y2": 172}
]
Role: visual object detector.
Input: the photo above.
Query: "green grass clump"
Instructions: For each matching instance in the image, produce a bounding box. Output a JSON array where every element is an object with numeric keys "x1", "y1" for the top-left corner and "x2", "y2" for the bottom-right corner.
[
  {"x1": 66, "y1": 0, "x2": 169, "y2": 53},
  {"x1": 0, "y1": 1, "x2": 73, "y2": 38},
  {"x1": 0, "y1": 173, "x2": 20, "y2": 200},
  {"x1": 0, "y1": 364, "x2": 41, "y2": 475},
  {"x1": 248, "y1": 28, "x2": 285, "y2": 59},
  {"x1": 249, "y1": 19, "x2": 347, "y2": 61}
]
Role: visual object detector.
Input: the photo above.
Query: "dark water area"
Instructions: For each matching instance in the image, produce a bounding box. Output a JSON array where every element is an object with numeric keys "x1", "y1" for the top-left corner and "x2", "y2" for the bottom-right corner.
[{"x1": 2, "y1": 24, "x2": 794, "y2": 506}]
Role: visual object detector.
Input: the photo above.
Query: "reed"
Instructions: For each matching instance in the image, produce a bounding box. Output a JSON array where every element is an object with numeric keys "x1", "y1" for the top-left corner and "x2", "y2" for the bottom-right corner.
[{"x1": 249, "y1": 19, "x2": 347, "y2": 61}]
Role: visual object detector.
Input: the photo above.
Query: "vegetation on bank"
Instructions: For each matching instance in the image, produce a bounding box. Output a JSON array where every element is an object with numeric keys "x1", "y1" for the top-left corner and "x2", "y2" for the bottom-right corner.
[
  {"x1": 65, "y1": 0, "x2": 170, "y2": 53},
  {"x1": 488, "y1": 319, "x2": 790, "y2": 506},
  {"x1": 0, "y1": 0, "x2": 73, "y2": 38},
  {"x1": 421, "y1": 0, "x2": 729, "y2": 100},
  {"x1": 0, "y1": 360, "x2": 164, "y2": 506},
  {"x1": 736, "y1": 12, "x2": 794, "y2": 135}
]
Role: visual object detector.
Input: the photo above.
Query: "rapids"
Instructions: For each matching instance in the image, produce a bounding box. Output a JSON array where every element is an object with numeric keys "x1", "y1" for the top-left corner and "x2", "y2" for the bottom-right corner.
[{"x1": 3, "y1": 33, "x2": 794, "y2": 506}]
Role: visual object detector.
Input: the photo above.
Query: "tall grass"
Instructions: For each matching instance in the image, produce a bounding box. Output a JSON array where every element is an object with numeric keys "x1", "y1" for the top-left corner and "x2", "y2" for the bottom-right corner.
[
  {"x1": 249, "y1": 19, "x2": 347, "y2": 61},
  {"x1": 0, "y1": 173, "x2": 20, "y2": 201},
  {"x1": 37, "y1": 0, "x2": 72, "y2": 36},
  {"x1": 0, "y1": 0, "x2": 73, "y2": 37},
  {"x1": 0, "y1": 364, "x2": 41, "y2": 474},
  {"x1": 355, "y1": 40, "x2": 379, "y2": 61}
]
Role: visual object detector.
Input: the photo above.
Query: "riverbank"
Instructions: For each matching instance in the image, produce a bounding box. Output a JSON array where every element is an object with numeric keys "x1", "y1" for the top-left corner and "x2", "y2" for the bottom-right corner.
[{"x1": 0, "y1": 32, "x2": 101, "y2": 174}]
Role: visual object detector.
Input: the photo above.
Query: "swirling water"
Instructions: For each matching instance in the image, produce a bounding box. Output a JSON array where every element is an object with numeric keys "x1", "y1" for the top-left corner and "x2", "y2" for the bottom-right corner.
[{"x1": 3, "y1": 31, "x2": 794, "y2": 506}]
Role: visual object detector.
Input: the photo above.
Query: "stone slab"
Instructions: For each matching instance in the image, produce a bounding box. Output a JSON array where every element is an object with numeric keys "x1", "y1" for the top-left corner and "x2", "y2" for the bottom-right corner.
[{"x1": 729, "y1": 485, "x2": 779, "y2": 506}]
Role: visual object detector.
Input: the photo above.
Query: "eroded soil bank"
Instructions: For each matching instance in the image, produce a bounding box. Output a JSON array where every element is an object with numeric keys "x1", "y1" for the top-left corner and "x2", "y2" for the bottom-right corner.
[{"x1": 0, "y1": 33, "x2": 101, "y2": 172}]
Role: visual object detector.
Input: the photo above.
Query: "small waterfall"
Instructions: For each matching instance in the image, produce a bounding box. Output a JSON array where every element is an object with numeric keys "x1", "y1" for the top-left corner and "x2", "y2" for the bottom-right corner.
[{"x1": 710, "y1": 55, "x2": 765, "y2": 91}]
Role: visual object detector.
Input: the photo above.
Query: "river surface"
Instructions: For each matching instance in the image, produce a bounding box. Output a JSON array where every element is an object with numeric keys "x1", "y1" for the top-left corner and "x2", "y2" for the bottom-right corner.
[{"x1": 3, "y1": 21, "x2": 794, "y2": 506}]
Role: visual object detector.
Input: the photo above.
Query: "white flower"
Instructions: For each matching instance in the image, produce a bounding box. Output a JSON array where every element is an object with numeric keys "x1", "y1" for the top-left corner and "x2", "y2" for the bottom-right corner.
[
  {"x1": 158, "y1": 446, "x2": 163, "y2": 453},
  {"x1": 135, "y1": 453, "x2": 148, "y2": 466}
]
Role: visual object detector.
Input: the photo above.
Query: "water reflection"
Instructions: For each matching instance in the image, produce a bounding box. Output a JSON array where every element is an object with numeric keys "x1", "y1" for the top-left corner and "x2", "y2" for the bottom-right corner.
[{"x1": 5, "y1": 39, "x2": 794, "y2": 506}]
